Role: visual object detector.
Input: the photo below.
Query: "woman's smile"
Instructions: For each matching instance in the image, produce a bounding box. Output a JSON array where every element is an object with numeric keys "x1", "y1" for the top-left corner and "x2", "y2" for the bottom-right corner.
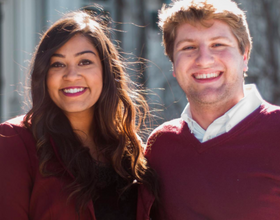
[{"x1": 61, "y1": 87, "x2": 87, "y2": 97}]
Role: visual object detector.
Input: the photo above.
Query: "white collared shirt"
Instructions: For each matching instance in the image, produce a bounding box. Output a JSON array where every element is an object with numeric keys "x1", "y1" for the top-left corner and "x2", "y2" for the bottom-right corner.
[{"x1": 181, "y1": 84, "x2": 264, "y2": 143}]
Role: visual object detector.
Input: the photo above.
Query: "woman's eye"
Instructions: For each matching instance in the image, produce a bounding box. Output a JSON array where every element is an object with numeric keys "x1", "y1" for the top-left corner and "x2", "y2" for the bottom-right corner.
[
  {"x1": 79, "y1": 59, "x2": 93, "y2": 66},
  {"x1": 50, "y1": 62, "x2": 65, "y2": 68}
]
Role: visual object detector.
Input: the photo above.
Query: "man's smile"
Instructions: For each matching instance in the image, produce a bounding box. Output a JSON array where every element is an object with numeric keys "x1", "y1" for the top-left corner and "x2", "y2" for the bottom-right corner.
[{"x1": 193, "y1": 71, "x2": 222, "y2": 80}]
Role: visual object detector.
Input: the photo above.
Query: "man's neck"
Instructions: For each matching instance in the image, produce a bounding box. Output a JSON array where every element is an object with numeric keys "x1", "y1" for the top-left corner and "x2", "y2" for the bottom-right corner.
[{"x1": 190, "y1": 99, "x2": 242, "y2": 130}]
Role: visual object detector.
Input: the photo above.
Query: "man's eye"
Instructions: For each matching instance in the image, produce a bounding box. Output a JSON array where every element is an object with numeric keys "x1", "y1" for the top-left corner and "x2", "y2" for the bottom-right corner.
[
  {"x1": 50, "y1": 62, "x2": 65, "y2": 68},
  {"x1": 212, "y1": 43, "x2": 224, "y2": 47},
  {"x1": 79, "y1": 59, "x2": 93, "y2": 66},
  {"x1": 182, "y1": 46, "x2": 196, "y2": 50}
]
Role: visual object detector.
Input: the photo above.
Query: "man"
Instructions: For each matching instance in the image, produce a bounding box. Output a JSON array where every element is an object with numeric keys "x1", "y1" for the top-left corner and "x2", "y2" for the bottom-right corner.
[{"x1": 142, "y1": 0, "x2": 280, "y2": 219}]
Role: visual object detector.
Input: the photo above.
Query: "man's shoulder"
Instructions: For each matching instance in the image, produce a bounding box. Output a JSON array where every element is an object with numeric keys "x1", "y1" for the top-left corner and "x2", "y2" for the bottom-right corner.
[
  {"x1": 260, "y1": 101, "x2": 280, "y2": 117},
  {"x1": 253, "y1": 102, "x2": 280, "y2": 129},
  {"x1": 261, "y1": 101, "x2": 280, "y2": 111},
  {"x1": 151, "y1": 118, "x2": 185, "y2": 135},
  {"x1": 146, "y1": 118, "x2": 186, "y2": 150}
]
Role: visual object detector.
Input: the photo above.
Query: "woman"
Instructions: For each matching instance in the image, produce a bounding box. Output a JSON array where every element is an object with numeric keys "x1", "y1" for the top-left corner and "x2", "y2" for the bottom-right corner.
[{"x1": 0, "y1": 10, "x2": 157, "y2": 220}]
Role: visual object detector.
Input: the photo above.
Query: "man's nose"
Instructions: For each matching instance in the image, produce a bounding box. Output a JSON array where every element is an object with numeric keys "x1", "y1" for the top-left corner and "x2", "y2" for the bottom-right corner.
[{"x1": 195, "y1": 46, "x2": 214, "y2": 67}]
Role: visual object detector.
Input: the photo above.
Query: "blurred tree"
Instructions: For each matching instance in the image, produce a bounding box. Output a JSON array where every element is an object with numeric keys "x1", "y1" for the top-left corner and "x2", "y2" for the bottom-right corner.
[
  {"x1": 116, "y1": 0, "x2": 147, "y2": 75},
  {"x1": 235, "y1": 0, "x2": 280, "y2": 104},
  {"x1": 144, "y1": 0, "x2": 280, "y2": 128}
]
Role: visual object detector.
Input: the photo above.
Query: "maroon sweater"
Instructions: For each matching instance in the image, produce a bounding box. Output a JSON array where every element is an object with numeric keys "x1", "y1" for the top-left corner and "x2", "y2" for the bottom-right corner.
[
  {"x1": 146, "y1": 102, "x2": 280, "y2": 220},
  {"x1": 0, "y1": 116, "x2": 154, "y2": 220}
]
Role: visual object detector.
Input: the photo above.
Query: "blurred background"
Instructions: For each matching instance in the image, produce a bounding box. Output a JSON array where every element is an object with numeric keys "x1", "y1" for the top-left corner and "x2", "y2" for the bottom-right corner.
[{"x1": 0, "y1": 0, "x2": 279, "y2": 129}]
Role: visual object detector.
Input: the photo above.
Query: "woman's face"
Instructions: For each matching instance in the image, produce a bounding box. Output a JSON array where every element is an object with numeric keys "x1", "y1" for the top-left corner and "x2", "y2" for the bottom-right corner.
[{"x1": 47, "y1": 34, "x2": 103, "y2": 118}]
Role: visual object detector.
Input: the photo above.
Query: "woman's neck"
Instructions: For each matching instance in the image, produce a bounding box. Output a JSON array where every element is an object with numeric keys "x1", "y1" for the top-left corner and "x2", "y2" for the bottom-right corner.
[
  {"x1": 64, "y1": 110, "x2": 105, "y2": 161},
  {"x1": 65, "y1": 111, "x2": 93, "y2": 137}
]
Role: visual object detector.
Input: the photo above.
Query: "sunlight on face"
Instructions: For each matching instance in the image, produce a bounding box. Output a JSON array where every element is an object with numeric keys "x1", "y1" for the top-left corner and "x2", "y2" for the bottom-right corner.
[
  {"x1": 47, "y1": 34, "x2": 103, "y2": 119},
  {"x1": 173, "y1": 20, "x2": 248, "y2": 108}
]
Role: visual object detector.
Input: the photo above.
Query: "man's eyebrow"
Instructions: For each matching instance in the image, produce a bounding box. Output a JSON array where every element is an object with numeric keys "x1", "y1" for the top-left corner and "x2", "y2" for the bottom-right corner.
[
  {"x1": 175, "y1": 39, "x2": 195, "y2": 48},
  {"x1": 51, "y1": 50, "x2": 97, "y2": 58},
  {"x1": 175, "y1": 36, "x2": 233, "y2": 48},
  {"x1": 210, "y1": 36, "x2": 232, "y2": 41}
]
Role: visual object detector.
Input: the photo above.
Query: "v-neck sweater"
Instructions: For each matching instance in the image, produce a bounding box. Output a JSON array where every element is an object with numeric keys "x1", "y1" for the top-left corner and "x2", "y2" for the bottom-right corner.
[
  {"x1": 146, "y1": 101, "x2": 280, "y2": 220},
  {"x1": 181, "y1": 84, "x2": 263, "y2": 142}
]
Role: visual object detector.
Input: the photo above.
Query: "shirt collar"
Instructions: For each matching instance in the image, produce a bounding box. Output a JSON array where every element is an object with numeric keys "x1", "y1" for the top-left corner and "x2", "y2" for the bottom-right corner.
[
  {"x1": 224, "y1": 84, "x2": 263, "y2": 131},
  {"x1": 181, "y1": 84, "x2": 263, "y2": 142}
]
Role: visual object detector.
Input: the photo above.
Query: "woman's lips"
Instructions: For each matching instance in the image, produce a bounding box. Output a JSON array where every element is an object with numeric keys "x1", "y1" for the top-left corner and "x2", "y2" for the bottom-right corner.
[{"x1": 61, "y1": 87, "x2": 87, "y2": 97}]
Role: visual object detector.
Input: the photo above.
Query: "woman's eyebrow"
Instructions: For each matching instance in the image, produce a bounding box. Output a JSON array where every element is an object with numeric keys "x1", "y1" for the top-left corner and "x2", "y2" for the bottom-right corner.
[
  {"x1": 75, "y1": 50, "x2": 96, "y2": 56},
  {"x1": 51, "y1": 53, "x2": 65, "y2": 58},
  {"x1": 51, "y1": 50, "x2": 97, "y2": 58}
]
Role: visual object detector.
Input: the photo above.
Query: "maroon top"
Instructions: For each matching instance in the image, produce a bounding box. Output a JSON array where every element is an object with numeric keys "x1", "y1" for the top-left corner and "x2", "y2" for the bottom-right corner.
[
  {"x1": 145, "y1": 102, "x2": 280, "y2": 220},
  {"x1": 0, "y1": 116, "x2": 154, "y2": 220}
]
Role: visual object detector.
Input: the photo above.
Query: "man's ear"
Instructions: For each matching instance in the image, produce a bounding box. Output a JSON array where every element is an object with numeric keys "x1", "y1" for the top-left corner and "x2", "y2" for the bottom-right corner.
[
  {"x1": 172, "y1": 64, "x2": 176, "y2": 77},
  {"x1": 243, "y1": 49, "x2": 249, "y2": 72}
]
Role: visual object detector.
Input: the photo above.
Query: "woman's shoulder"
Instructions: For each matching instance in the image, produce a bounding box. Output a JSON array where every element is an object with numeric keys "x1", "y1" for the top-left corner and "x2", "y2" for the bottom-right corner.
[
  {"x1": 0, "y1": 115, "x2": 36, "y2": 153},
  {"x1": 0, "y1": 114, "x2": 37, "y2": 176},
  {"x1": 0, "y1": 116, "x2": 37, "y2": 219},
  {"x1": 1, "y1": 114, "x2": 25, "y2": 127},
  {"x1": 0, "y1": 115, "x2": 30, "y2": 135}
]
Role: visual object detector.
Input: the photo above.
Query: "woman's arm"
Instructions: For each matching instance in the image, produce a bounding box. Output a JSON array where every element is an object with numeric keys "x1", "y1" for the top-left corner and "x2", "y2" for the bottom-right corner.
[{"x1": 0, "y1": 122, "x2": 33, "y2": 219}]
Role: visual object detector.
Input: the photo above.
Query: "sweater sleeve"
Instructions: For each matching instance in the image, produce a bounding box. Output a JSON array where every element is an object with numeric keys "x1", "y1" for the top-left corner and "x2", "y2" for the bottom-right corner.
[{"x1": 0, "y1": 123, "x2": 33, "y2": 219}]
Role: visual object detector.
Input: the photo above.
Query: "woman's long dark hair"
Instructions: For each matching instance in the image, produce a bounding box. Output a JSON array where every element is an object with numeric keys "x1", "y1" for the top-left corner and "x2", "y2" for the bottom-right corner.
[{"x1": 24, "y1": 10, "x2": 158, "y2": 210}]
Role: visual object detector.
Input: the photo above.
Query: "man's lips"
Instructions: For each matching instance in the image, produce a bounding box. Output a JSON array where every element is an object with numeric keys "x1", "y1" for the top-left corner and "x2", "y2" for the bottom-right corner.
[{"x1": 193, "y1": 71, "x2": 223, "y2": 80}]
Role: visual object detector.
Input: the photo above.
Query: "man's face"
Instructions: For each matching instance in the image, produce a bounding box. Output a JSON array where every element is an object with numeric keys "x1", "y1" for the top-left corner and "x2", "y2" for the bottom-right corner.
[{"x1": 173, "y1": 20, "x2": 248, "y2": 109}]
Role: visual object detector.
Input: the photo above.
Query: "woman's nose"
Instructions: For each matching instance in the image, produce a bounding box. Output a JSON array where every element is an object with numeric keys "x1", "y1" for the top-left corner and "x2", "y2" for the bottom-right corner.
[{"x1": 63, "y1": 65, "x2": 81, "y2": 80}]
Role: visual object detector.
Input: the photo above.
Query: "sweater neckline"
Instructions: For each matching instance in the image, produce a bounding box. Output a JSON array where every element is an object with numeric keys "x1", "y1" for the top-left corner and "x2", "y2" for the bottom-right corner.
[{"x1": 180, "y1": 103, "x2": 266, "y2": 153}]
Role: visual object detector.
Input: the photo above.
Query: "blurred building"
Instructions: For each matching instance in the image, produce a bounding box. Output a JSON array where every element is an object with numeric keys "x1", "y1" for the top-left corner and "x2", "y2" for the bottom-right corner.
[
  {"x1": 0, "y1": 0, "x2": 172, "y2": 122},
  {"x1": 0, "y1": 0, "x2": 279, "y2": 125}
]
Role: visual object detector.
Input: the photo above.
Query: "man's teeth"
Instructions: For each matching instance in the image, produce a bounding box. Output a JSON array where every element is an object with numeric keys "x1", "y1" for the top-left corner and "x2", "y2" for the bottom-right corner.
[
  {"x1": 195, "y1": 72, "x2": 220, "y2": 79},
  {"x1": 63, "y1": 88, "x2": 85, "y2": 94}
]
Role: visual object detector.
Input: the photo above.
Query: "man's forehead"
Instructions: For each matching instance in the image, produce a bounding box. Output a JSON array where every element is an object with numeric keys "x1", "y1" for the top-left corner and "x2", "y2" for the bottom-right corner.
[{"x1": 175, "y1": 20, "x2": 233, "y2": 41}]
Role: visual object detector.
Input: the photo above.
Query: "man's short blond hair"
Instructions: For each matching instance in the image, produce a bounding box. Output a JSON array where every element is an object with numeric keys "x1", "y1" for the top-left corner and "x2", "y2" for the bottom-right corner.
[{"x1": 158, "y1": 0, "x2": 252, "y2": 62}]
